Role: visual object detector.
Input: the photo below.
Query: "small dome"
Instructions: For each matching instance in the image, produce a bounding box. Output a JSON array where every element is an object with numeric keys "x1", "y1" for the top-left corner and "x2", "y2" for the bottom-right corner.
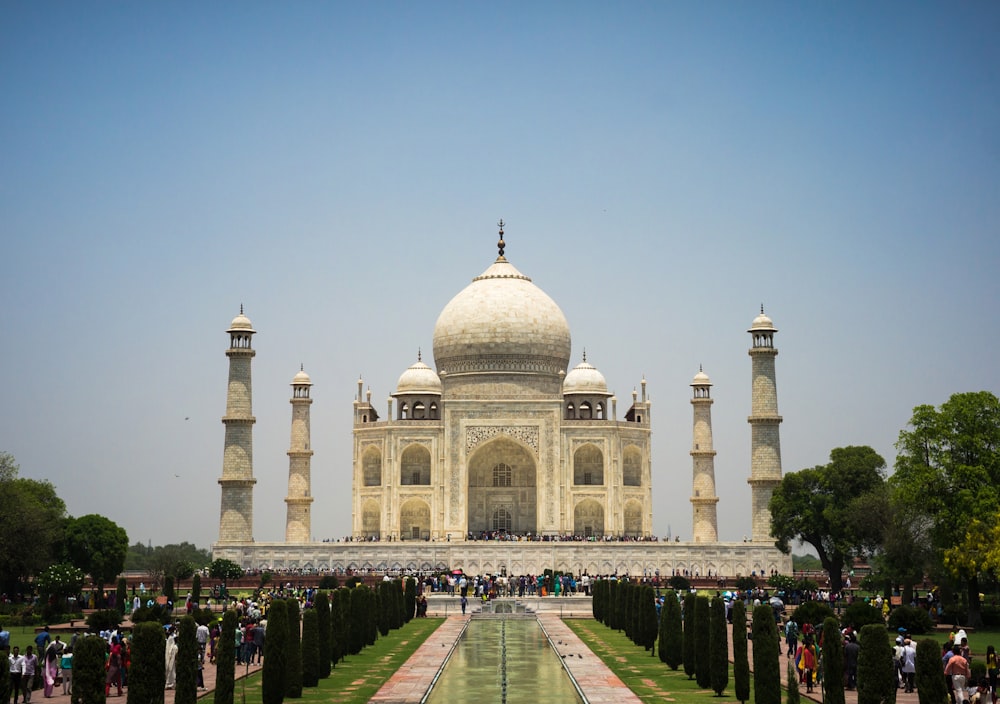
[
  {"x1": 563, "y1": 357, "x2": 609, "y2": 395},
  {"x1": 394, "y1": 359, "x2": 442, "y2": 395},
  {"x1": 749, "y1": 307, "x2": 777, "y2": 332},
  {"x1": 292, "y1": 368, "x2": 312, "y2": 386},
  {"x1": 691, "y1": 368, "x2": 712, "y2": 386},
  {"x1": 228, "y1": 309, "x2": 255, "y2": 333}
]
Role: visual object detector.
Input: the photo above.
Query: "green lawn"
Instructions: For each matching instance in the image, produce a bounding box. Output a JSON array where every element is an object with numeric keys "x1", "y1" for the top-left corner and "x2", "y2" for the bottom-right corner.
[{"x1": 232, "y1": 617, "x2": 444, "y2": 704}]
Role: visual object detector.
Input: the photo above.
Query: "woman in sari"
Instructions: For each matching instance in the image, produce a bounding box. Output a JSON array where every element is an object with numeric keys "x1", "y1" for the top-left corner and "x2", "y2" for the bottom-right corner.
[
  {"x1": 42, "y1": 641, "x2": 59, "y2": 697},
  {"x1": 164, "y1": 628, "x2": 178, "y2": 689}
]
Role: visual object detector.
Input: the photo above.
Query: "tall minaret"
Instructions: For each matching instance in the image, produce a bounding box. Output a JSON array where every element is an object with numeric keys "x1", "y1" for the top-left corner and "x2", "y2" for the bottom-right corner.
[
  {"x1": 690, "y1": 366, "x2": 719, "y2": 543},
  {"x1": 217, "y1": 307, "x2": 257, "y2": 544},
  {"x1": 748, "y1": 306, "x2": 783, "y2": 543},
  {"x1": 284, "y1": 366, "x2": 314, "y2": 542}
]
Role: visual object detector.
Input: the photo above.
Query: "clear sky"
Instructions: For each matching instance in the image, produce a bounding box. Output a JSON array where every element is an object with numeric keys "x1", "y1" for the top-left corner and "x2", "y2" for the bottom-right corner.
[{"x1": 2, "y1": 2, "x2": 998, "y2": 552}]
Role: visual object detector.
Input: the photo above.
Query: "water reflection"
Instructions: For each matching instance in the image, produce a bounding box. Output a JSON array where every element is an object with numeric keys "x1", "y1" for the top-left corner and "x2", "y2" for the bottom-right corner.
[{"x1": 425, "y1": 618, "x2": 582, "y2": 703}]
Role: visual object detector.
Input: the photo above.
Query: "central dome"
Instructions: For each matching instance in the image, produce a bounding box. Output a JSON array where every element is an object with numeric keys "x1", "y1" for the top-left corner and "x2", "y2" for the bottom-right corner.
[{"x1": 432, "y1": 255, "x2": 572, "y2": 378}]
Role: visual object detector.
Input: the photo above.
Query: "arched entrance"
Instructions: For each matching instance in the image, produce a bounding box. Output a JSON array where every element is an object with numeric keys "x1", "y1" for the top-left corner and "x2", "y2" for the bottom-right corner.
[
  {"x1": 467, "y1": 437, "x2": 536, "y2": 536},
  {"x1": 573, "y1": 499, "x2": 604, "y2": 537},
  {"x1": 399, "y1": 499, "x2": 431, "y2": 541},
  {"x1": 361, "y1": 499, "x2": 380, "y2": 539}
]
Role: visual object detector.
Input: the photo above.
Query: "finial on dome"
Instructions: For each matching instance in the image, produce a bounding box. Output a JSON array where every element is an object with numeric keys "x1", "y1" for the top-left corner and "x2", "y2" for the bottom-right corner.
[
  {"x1": 240, "y1": 303, "x2": 244, "y2": 315},
  {"x1": 699, "y1": 364, "x2": 703, "y2": 372},
  {"x1": 300, "y1": 363, "x2": 304, "y2": 371},
  {"x1": 417, "y1": 347, "x2": 422, "y2": 362},
  {"x1": 497, "y1": 218, "x2": 506, "y2": 259},
  {"x1": 582, "y1": 348, "x2": 587, "y2": 363},
  {"x1": 761, "y1": 303, "x2": 765, "y2": 314}
]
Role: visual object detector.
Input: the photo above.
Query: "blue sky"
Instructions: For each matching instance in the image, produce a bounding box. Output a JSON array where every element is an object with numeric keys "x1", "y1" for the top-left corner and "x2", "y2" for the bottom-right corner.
[{"x1": 2, "y1": 2, "x2": 998, "y2": 552}]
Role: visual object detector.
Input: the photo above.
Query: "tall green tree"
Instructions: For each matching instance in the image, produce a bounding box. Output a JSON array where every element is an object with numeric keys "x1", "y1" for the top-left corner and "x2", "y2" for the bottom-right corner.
[
  {"x1": 915, "y1": 638, "x2": 948, "y2": 704},
  {"x1": 732, "y1": 600, "x2": 751, "y2": 704},
  {"x1": 175, "y1": 616, "x2": 199, "y2": 704},
  {"x1": 751, "y1": 604, "x2": 781, "y2": 704},
  {"x1": 857, "y1": 624, "x2": 895, "y2": 704},
  {"x1": 262, "y1": 599, "x2": 288, "y2": 704},
  {"x1": 329, "y1": 589, "x2": 346, "y2": 666},
  {"x1": 128, "y1": 622, "x2": 166, "y2": 704},
  {"x1": 403, "y1": 578, "x2": 417, "y2": 622},
  {"x1": 314, "y1": 592, "x2": 332, "y2": 679},
  {"x1": 0, "y1": 452, "x2": 67, "y2": 593},
  {"x1": 893, "y1": 391, "x2": 1000, "y2": 628},
  {"x1": 285, "y1": 599, "x2": 303, "y2": 698},
  {"x1": 822, "y1": 617, "x2": 846, "y2": 704},
  {"x1": 72, "y1": 635, "x2": 109, "y2": 704},
  {"x1": 770, "y1": 446, "x2": 887, "y2": 593},
  {"x1": 683, "y1": 592, "x2": 697, "y2": 680},
  {"x1": 709, "y1": 597, "x2": 729, "y2": 696},
  {"x1": 63, "y1": 514, "x2": 129, "y2": 595},
  {"x1": 639, "y1": 585, "x2": 658, "y2": 655},
  {"x1": 116, "y1": 577, "x2": 128, "y2": 615},
  {"x1": 213, "y1": 609, "x2": 238, "y2": 704},
  {"x1": 301, "y1": 608, "x2": 320, "y2": 688},
  {"x1": 659, "y1": 591, "x2": 683, "y2": 669},
  {"x1": 786, "y1": 662, "x2": 801, "y2": 704},
  {"x1": 695, "y1": 595, "x2": 711, "y2": 688}
]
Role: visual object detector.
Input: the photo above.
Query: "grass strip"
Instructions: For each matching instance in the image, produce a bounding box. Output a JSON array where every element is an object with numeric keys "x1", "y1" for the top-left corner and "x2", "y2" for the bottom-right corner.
[{"x1": 233, "y1": 617, "x2": 444, "y2": 704}]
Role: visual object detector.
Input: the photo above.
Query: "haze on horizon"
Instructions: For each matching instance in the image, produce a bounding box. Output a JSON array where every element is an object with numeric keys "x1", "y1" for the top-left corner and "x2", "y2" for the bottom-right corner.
[{"x1": 1, "y1": 2, "x2": 998, "y2": 553}]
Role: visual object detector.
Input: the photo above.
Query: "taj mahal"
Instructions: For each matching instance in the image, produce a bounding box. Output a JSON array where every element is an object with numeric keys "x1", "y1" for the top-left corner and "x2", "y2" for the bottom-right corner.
[{"x1": 211, "y1": 224, "x2": 791, "y2": 577}]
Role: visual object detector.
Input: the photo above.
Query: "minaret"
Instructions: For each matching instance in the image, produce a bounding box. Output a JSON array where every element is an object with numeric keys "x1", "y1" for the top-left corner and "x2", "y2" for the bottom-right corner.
[
  {"x1": 690, "y1": 366, "x2": 719, "y2": 542},
  {"x1": 284, "y1": 365, "x2": 314, "y2": 542},
  {"x1": 748, "y1": 306, "x2": 783, "y2": 543},
  {"x1": 217, "y1": 307, "x2": 257, "y2": 544}
]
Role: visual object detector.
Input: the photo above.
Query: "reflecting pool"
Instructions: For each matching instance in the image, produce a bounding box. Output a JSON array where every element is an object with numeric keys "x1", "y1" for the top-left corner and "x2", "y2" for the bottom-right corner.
[{"x1": 425, "y1": 617, "x2": 583, "y2": 703}]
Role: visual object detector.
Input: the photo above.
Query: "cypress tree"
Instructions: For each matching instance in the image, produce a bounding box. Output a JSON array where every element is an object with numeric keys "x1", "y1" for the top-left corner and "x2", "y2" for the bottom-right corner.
[
  {"x1": 164, "y1": 575, "x2": 175, "y2": 604},
  {"x1": 347, "y1": 588, "x2": 365, "y2": 655},
  {"x1": 616, "y1": 580, "x2": 629, "y2": 634},
  {"x1": 786, "y1": 661, "x2": 801, "y2": 704},
  {"x1": 329, "y1": 589, "x2": 346, "y2": 665},
  {"x1": 262, "y1": 598, "x2": 288, "y2": 704},
  {"x1": 710, "y1": 596, "x2": 729, "y2": 696},
  {"x1": 660, "y1": 590, "x2": 683, "y2": 669},
  {"x1": 72, "y1": 635, "x2": 109, "y2": 704},
  {"x1": 314, "y1": 592, "x2": 331, "y2": 679},
  {"x1": 191, "y1": 574, "x2": 202, "y2": 605},
  {"x1": 367, "y1": 587, "x2": 379, "y2": 646},
  {"x1": 301, "y1": 608, "x2": 320, "y2": 688},
  {"x1": 624, "y1": 582, "x2": 635, "y2": 641},
  {"x1": 377, "y1": 582, "x2": 391, "y2": 636},
  {"x1": 126, "y1": 622, "x2": 166, "y2": 704},
  {"x1": 175, "y1": 615, "x2": 199, "y2": 704},
  {"x1": 915, "y1": 638, "x2": 948, "y2": 704},
  {"x1": 116, "y1": 578, "x2": 128, "y2": 616},
  {"x1": 608, "y1": 580, "x2": 619, "y2": 630},
  {"x1": 591, "y1": 579, "x2": 602, "y2": 621},
  {"x1": 823, "y1": 617, "x2": 846, "y2": 704},
  {"x1": 640, "y1": 585, "x2": 659, "y2": 654},
  {"x1": 393, "y1": 578, "x2": 405, "y2": 630},
  {"x1": 285, "y1": 599, "x2": 303, "y2": 698},
  {"x1": 732, "y1": 600, "x2": 751, "y2": 704},
  {"x1": 857, "y1": 624, "x2": 895, "y2": 704},
  {"x1": 751, "y1": 604, "x2": 782, "y2": 704},
  {"x1": 695, "y1": 595, "x2": 712, "y2": 689},
  {"x1": 683, "y1": 591, "x2": 697, "y2": 680},
  {"x1": 404, "y1": 578, "x2": 417, "y2": 622},
  {"x1": 213, "y1": 609, "x2": 238, "y2": 704}
]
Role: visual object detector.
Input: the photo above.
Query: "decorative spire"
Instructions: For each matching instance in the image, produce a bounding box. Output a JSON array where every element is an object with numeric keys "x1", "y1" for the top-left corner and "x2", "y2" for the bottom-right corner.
[
  {"x1": 761, "y1": 303, "x2": 765, "y2": 314},
  {"x1": 240, "y1": 303, "x2": 244, "y2": 315},
  {"x1": 417, "y1": 347, "x2": 422, "y2": 362},
  {"x1": 700, "y1": 364, "x2": 703, "y2": 372},
  {"x1": 497, "y1": 218, "x2": 506, "y2": 259},
  {"x1": 582, "y1": 348, "x2": 587, "y2": 363},
  {"x1": 300, "y1": 363, "x2": 304, "y2": 371}
]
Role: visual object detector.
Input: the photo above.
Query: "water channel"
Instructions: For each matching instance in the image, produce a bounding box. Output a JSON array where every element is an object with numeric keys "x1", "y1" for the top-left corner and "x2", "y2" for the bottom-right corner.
[{"x1": 425, "y1": 616, "x2": 584, "y2": 703}]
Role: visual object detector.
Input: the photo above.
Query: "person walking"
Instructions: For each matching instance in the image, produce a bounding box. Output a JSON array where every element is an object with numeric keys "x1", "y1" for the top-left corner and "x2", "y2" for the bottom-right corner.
[
  {"x1": 20, "y1": 647, "x2": 38, "y2": 704},
  {"x1": 41, "y1": 641, "x2": 58, "y2": 698},
  {"x1": 59, "y1": 648, "x2": 72, "y2": 697},
  {"x1": 8, "y1": 646, "x2": 24, "y2": 704},
  {"x1": 104, "y1": 637, "x2": 122, "y2": 697},
  {"x1": 902, "y1": 638, "x2": 917, "y2": 693},
  {"x1": 945, "y1": 643, "x2": 972, "y2": 704},
  {"x1": 164, "y1": 629, "x2": 178, "y2": 690}
]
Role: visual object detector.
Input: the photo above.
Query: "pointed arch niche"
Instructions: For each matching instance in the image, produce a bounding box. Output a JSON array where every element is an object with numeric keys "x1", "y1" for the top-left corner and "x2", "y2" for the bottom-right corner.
[{"x1": 467, "y1": 437, "x2": 536, "y2": 535}]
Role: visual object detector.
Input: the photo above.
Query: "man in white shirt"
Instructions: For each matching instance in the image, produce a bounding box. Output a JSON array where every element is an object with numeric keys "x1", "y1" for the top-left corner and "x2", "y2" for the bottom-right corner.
[
  {"x1": 196, "y1": 622, "x2": 211, "y2": 657},
  {"x1": 8, "y1": 646, "x2": 24, "y2": 704}
]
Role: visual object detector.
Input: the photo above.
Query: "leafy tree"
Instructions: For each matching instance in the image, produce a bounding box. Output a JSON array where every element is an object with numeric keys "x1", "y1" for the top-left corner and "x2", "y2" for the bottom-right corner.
[
  {"x1": 892, "y1": 391, "x2": 1000, "y2": 628},
  {"x1": 668, "y1": 574, "x2": 691, "y2": 592},
  {"x1": 752, "y1": 604, "x2": 782, "y2": 704},
  {"x1": 128, "y1": 622, "x2": 166, "y2": 704},
  {"x1": 71, "y1": 635, "x2": 108, "y2": 704},
  {"x1": 314, "y1": 592, "x2": 331, "y2": 679},
  {"x1": 214, "y1": 609, "x2": 238, "y2": 704},
  {"x1": 695, "y1": 595, "x2": 711, "y2": 688},
  {"x1": 683, "y1": 591, "x2": 697, "y2": 680},
  {"x1": 36, "y1": 563, "x2": 85, "y2": 614},
  {"x1": 842, "y1": 601, "x2": 885, "y2": 631},
  {"x1": 63, "y1": 514, "x2": 129, "y2": 594},
  {"x1": 0, "y1": 453, "x2": 67, "y2": 593},
  {"x1": 732, "y1": 600, "x2": 751, "y2": 704},
  {"x1": 301, "y1": 607, "x2": 320, "y2": 688},
  {"x1": 770, "y1": 446, "x2": 888, "y2": 593},
  {"x1": 125, "y1": 542, "x2": 211, "y2": 578},
  {"x1": 791, "y1": 600, "x2": 836, "y2": 629},
  {"x1": 86, "y1": 609, "x2": 122, "y2": 632},
  {"x1": 709, "y1": 596, "x2": 729, "y2": 696},
  {"x1": 318, "y1": 574, "x2": 339, "y2": 590},
  {"x1": 285, "y1": 599, "x2": 303, "y2": 698},
  {"x1": 209, "y1": 558, "x2": 244, "y2": 584},
  {"x1": 659, "y1": 590, "x2": 683, "y2": 669},
  {"x1": 735, "y1": 576, "x2": 759, "y2": 592},
  {"x1": 175, "y1": 615, "x2": 198, "y2": 704},
  {"x1": 887, "y1": 605, "x2": 935, "y2": 636},
  {"x1": 262, "y1": 599, "x2": 288, "y2": 704},
  {"x1": 823, "y1": 617, "x2": 846, "y2": 704},
  {"x1": 915, "y1": 638, "x2": 948, "y2": 704},
  {"x1": 857, "y1": 624, "x2": 895, "y2": 704}
]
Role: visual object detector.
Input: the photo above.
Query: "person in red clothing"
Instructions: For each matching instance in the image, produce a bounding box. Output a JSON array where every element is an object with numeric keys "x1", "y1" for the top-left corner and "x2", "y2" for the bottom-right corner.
[{"x1": 104, "y1": 637, "x2": 123, "y2": 697}]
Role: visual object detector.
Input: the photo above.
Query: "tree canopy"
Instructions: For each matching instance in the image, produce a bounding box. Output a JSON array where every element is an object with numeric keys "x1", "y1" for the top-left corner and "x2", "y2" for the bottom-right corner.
[
  {"x1": 64, "y1": 513, "x2": 129, "y2": 589},
  {"x1": 0, "y1": 452, "x2": 67, "y2": 593},
  {"x1": 769, "y1": 445, "x2": 887, "y2": 592},
  {"x1": 892, "y1": 391, "x2": 1000, "y2": 627},
  {"x1": 210, "y1": 558, "x2": 244, "y2": 582}
]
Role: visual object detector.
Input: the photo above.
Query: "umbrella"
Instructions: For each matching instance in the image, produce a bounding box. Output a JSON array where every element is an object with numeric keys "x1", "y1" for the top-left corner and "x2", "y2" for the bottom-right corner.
[{"x1": 769, "y1": 596, "x2": 785, "y2": 608}]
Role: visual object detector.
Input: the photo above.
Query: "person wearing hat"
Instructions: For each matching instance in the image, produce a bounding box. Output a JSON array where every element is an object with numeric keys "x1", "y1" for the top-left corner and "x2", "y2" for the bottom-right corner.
[{"x1": 902, "y1": 638, "x2": 917, "y2": 693}]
